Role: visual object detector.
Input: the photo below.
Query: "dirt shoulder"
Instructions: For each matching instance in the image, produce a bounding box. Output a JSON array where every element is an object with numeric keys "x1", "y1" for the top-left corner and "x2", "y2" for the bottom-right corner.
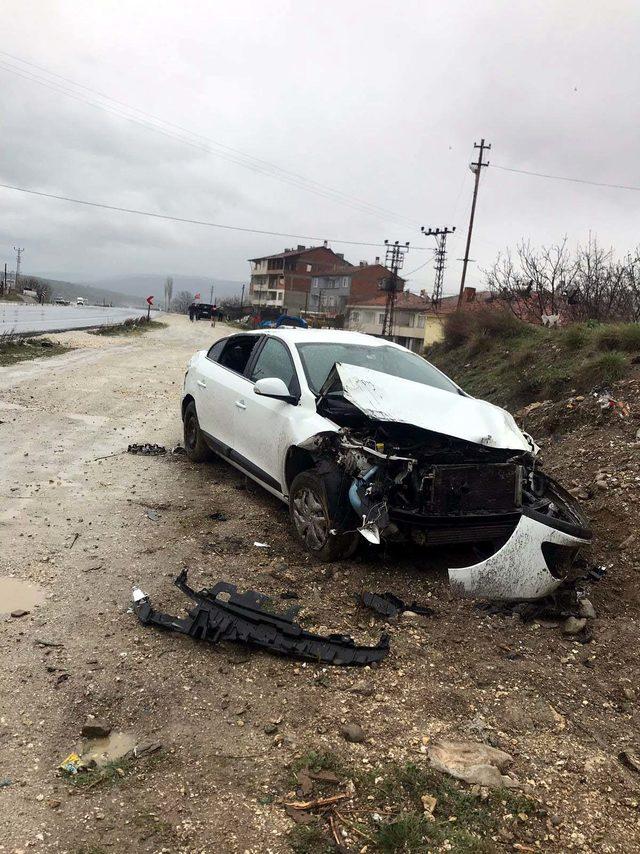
[{"x1": 0, "y1": 315, "x2": 639, "y2": 853}]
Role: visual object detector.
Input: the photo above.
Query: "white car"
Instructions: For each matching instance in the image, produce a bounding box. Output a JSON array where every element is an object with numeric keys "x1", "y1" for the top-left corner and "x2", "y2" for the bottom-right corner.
[{"x1": 181, "y1": 328, "x2": 591, "y2": 600}]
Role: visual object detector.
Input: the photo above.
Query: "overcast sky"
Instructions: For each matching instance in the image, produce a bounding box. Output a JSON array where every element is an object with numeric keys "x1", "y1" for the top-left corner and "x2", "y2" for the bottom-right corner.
[{"x1": 1, "y1": 0, "x2": 639, "y2": 295}]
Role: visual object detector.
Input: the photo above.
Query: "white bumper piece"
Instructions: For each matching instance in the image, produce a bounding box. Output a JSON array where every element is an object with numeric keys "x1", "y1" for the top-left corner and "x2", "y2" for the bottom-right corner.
[{"x1": 448, "y1": 513, "x2": 591, "y2": 601}]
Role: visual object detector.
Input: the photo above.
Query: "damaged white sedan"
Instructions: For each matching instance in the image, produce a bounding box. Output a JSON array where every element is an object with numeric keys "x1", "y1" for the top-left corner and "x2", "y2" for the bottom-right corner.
[{"x1": 182, "y1": 328, "x2": 591, "y2": 600}]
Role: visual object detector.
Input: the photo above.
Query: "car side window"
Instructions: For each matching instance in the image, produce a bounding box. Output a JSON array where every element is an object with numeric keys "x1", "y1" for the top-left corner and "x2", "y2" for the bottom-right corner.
[
  {"x1": 250, "y1": 337, "x2": 298, "y2": 393},
  {"x1": 217, "y1": 335, "x2": 259, "y2": 375},
  {"x1": 206, "y1": 339, "x2": 227, "y2": 361}
]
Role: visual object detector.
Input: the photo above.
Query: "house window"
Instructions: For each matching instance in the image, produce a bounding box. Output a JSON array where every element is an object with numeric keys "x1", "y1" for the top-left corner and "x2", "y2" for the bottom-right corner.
[
  {"x1": 377, "y1": 313, "x2": 385, "y2": 325},
  {"x1": 417, "y1": 315, "x2": 425, "y2": 328},
  {"x1": 351, "y1": 311, "x2": 360, "y2": 323}
]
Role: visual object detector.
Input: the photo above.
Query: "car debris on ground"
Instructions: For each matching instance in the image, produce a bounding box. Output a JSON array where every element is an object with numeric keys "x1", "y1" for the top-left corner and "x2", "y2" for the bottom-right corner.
[
  {"x1": 127, "y1": 442, "x2": 167, "y2": 455},
  {"x1": 132, "y1": 570, "x2": 390, "y2": 666},
  {"x1": 361, "y1": 591, "x2": 435, "y2": 620}
]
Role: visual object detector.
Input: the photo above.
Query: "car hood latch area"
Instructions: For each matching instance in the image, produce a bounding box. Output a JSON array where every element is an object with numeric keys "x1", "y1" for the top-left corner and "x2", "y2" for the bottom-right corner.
[{"x1": 133, "y1": 570, "x2": 390, "y2": 666}]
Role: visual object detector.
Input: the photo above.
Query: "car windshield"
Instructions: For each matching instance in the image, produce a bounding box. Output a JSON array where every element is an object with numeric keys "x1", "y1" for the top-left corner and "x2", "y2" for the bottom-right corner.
[{"x1": 296, "y1": 342, "x2": 460, "y2": 396}]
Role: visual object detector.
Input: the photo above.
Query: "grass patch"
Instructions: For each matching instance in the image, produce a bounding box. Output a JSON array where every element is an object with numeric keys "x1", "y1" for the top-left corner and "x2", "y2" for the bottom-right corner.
[
  {"x1": 286, "y1": 753, "x2": 542, "y2": 854},
  {"x1": 427, "y1": 313, "x2": 639, "y2": 410},
  {"x1": 64, "y1": 757, "x2": 133, "y2": 789},
  {"x1": 0, "y1": 332, "x2": 70, "y2": 367},
  {"x1": 595, "y1": 323, "x2": 640, "y2": 352},
  {"x1": 0, "y1": 291, "x2": 26, "y2": 302},
  {"x1": 90, "y1": 317, "x2": 167, "y2": 336}
]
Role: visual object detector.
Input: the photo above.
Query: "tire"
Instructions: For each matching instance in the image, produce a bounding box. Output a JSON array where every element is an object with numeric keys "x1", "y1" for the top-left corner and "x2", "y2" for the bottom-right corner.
[
  {"x1": 289, "y1": 466, "x2": 358, "y2": 562},
  {"x1": 183, "y1": 401, "x2": 213, "y2": 463}
]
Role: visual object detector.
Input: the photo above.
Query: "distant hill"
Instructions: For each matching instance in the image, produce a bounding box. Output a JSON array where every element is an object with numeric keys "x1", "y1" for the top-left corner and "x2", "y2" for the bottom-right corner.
[
  {"x1": 27, "y1": 276, "x2": 148, "y2": 308},
  {"x1": 83, "y1": 274, "x2": 246, "y2": 302}
]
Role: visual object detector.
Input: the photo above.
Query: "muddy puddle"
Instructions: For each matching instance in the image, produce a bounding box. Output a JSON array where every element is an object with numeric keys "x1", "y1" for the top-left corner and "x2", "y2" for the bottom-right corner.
[
  {"x1": 81, "y1": 732, "x2": 137, "y2": 767},
  {"x1": 0, "y1": 577, "x2": 45, "y2": 615}
]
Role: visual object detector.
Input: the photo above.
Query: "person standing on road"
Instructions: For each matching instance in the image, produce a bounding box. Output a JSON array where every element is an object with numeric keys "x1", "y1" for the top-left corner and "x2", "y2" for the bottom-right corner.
[
  {"x1": 210, "y1": 304, "x2": 217, "y2": 328},
  {"x1": 188, "y1": 303, "x2": 196, "y2": 322}
]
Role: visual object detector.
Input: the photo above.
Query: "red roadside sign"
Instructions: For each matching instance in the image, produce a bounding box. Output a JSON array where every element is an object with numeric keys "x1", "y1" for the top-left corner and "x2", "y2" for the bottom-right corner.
[{"x1": 146, "y1": 295, "x2": 154, "y2": 305}]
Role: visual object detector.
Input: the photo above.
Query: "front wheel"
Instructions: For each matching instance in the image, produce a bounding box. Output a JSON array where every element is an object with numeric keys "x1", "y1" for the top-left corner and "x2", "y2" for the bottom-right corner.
[
  {"x1": 183, "y1": 401, "x2": 213, "y2": 462},
  {"x1": 289, "y1": 467, "x2": 358, "y2": 562}
]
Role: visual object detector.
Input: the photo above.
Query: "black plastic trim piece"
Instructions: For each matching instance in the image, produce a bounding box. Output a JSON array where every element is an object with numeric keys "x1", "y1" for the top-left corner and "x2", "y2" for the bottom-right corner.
[
  {"x1": 523, "y1": 507, "x2": 592, "y2": 541},
  {"x1": 134, "y1": 571, "x2": 390, "y2": 666}
]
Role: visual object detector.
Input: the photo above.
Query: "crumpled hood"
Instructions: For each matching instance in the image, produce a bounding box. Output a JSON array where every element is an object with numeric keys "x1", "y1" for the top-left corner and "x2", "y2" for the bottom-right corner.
[{"x1": 332, "y1": 362, "x2": 533, "y2": 453}]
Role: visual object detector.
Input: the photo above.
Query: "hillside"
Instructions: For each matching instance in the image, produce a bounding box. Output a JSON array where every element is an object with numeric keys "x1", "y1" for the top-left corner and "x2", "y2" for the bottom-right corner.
[
  {"x1": 427, "y1": 308, "x2": 640, "y2": 411},
  {"x1": 82, "y1": 273, "x2": 245, "y2": 302},
  {"x1": 24, "y1": 276, "x2": 148, "y2": 308}
]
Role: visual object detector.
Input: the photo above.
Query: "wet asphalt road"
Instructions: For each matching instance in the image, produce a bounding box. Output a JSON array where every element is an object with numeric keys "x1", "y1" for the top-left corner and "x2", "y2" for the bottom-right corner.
[{"x1": 0, "y1": 303, "x2": 155, "y2": 334}]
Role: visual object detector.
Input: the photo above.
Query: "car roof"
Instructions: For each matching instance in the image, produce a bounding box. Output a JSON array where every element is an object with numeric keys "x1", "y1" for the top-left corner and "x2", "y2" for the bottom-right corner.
[{"x1": 252, "y1": 327, "x2": 403, "y2": 348}]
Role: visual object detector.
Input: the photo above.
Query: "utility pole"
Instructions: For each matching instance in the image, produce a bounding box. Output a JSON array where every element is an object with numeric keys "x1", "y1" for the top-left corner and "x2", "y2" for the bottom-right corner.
[
  {"x1": 381, "y1": 240, "x2": 409, "y2": 338},
  {"x1": 240, "y1": 284, "x2": 245, "y2": 310},
  {"x1": 13, "y1": 246, "x2": 24, "y2": 292},
  {"x1": 421, "y1": 226, "x2": 456, "y2": 308},
  {"x1": 458, "y1": 138, "x2": 490, "y2": 307},
  {"x1": 209, "y1": 283, "x2": 214, "y2": 305}
]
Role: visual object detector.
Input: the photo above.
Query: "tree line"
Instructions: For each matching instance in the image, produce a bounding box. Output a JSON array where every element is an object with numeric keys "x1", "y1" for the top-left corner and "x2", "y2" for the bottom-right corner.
[{"x1": 486, "y1": 237, "x2": 640, "y2": 324}]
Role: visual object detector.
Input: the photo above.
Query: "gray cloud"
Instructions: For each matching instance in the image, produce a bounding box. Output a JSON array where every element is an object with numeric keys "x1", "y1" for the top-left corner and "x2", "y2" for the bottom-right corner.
[{"x1": 1, "y1": 0, "x2": 639, "y2": 292}]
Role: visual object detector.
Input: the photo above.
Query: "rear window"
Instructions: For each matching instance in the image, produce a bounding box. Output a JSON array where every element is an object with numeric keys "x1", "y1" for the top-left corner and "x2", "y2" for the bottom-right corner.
[{"x1": 296, "y1": 342, "x2": 459, "y2": 396}]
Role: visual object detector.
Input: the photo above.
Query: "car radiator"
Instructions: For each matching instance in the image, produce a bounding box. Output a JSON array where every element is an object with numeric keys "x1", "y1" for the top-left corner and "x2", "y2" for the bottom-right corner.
[{"x1": 426, "y1": 463, "x2": 523, "y2": 516}]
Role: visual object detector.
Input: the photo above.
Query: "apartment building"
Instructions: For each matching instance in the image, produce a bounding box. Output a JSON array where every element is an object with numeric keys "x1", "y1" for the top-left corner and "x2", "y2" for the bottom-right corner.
[
  {"x1": 345, "y1": 290, "x2": 430, "y2": 352},
  {"x1": 308, "y1": 260, "x2": 405, "y2": 317}
]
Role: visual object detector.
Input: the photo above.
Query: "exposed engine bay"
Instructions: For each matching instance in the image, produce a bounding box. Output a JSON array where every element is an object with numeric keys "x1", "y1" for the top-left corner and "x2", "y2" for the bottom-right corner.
[{"x1": 303, "y1": 362, "x2": 593, "y2": 600}]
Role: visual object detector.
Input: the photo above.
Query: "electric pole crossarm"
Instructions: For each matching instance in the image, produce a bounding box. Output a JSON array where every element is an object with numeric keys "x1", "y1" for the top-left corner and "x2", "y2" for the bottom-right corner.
[{"x1": 458, "y1": 138, "x2": 490, "y2": 308}]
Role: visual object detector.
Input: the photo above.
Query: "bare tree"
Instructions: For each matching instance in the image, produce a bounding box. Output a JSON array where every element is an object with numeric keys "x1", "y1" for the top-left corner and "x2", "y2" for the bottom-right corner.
[
  {"x1": 164, "y1": 276, "x2": 174, "y2": 312},
  {"x1": 171, "y1": 290, "x2": 194, "y2": 313},
  {"x1": 487, "y1": 236, "x2": 640, "y2": 324},
  {"x1": 486, "y1": 238, "x2": 577, "y2": 322}
]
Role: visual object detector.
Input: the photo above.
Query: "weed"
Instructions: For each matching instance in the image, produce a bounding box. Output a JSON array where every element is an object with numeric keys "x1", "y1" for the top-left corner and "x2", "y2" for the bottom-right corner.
[
  {"x1": 290, "y1": 823, "x2": 333, "y2": 854},
  {"x1": 0, "y1": 334, "x2": 70, "y2": 367},
  {"x1": 66, "y1": 757, "x2": 132, "y2": 788},
  {"x1": 596, "y1": 323, "x2": 640, "y2": 352},
  {"x1": 562, "y1": 323, "x2": 591, "y2": 351},
  {"x1": 291, "y1": 750, "x2": 344, "y2": 776},
  {"x1": 576, "y1": 351, "x2": 627, "y2": 386},
  {"x1": 91, "y1": 318, "x2": 167, "y2": 336}
]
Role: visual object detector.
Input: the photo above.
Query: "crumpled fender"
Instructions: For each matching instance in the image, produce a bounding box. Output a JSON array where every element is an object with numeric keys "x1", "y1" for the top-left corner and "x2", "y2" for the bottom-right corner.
[{"x1": 448, "y1": 513, "x2": 591, "y2": 601}]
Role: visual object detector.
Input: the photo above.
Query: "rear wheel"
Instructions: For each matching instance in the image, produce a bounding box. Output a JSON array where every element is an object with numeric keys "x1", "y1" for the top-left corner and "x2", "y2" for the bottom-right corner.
[
  {"x1": 183, "y1": 401, "x2": 213, "y2": 462},
  {"x1": 289, "y1": 467, "x2": 358, "y2": 561}
]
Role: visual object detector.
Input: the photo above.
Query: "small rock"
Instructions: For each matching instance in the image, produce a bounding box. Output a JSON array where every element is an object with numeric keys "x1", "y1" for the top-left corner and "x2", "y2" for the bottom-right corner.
[
  {"x1": 563, "y1": 616, "x2": 587, "y2": 636},
  {"x1": 578, "y1": 599, "x2": 596, "y2": 620},
  {"x1": 263, "y1": 723, "x2": 278, "y2": 735},
  {"x1": 81, "y1": 719, "x2": 111, "y2": 739},
  {"x1": 622, "y1": 687, "x2": 636, "y2": 702},
  {"x1": 400, "y1": 610, "x2": 430, "y2": 627},
  {"x1": 618, "y1": 533, "x2": 636, "y2": 551},
  {"x1": 10, "y1": 609, "x2": 29, "y2": 618},
  {"x1": 349, "y1": 681, "x2": 375, "y2": 697},
  {"x1": 341, "y1": 722, "x2": 365, "y2": 743}
]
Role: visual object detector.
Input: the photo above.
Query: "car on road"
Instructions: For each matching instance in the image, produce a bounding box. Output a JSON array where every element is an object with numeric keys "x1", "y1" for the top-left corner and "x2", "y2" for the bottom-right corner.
[{"x1": 181, "y1": 328, "x2": 591, "y2": 600}]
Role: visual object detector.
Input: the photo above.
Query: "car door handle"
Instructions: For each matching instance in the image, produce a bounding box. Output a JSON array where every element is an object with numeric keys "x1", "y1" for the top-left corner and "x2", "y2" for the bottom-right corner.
[
  {"x1": 197, "y1": 380, "x2": 207, "y2": 388},
  {"x1": 235, "y1": 399, "x2": 247, "y2": 410}
]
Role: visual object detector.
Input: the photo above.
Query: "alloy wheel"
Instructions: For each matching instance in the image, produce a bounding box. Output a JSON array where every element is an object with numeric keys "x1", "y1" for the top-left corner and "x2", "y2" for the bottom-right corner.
[{"x1": 292, "y1": 486, "x2": 328, "y2": 550}]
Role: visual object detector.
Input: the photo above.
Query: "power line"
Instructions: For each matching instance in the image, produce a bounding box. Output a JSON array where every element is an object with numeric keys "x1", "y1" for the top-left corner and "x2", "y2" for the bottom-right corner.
[
  {"x1": 0, "y1": 52, "x2": 420, "y2": 228},
  {"x1": 491, "y1": 163, "x2": 640, "y2": 192},
  {"x1": 0, "y1": 181, "x2": 434, "y2": 250}
]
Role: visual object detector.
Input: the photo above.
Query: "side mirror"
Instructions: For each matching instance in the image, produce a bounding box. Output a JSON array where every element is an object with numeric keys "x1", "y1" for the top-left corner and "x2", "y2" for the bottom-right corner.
[{"x1": 254, "y1": 377, "x2": 298, "y2": 404}]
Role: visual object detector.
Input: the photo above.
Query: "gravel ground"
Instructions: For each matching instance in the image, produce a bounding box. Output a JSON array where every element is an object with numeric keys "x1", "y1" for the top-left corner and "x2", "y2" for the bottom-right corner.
[{"x1": 0, "y1": 315, "x2": 639, "y2": 853}]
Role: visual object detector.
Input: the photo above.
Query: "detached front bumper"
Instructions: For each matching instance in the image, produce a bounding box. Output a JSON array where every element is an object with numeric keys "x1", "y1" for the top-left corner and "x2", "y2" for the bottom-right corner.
[{"x1": 448, "y1": 511, "x2": 592, "y2": 601}]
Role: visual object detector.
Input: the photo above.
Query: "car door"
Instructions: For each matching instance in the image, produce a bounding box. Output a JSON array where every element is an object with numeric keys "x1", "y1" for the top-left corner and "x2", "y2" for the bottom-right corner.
[
  {"x1": 231, "y1": 335, "x2": 301, "y2": 494},
  {"x1": 195, "y1": 334, "x2": 260, "y2": 453}
]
